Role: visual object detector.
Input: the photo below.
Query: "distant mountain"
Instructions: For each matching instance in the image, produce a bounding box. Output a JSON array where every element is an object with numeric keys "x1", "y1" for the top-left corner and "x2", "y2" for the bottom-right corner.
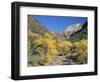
[
  {"x1": 63, "y1": 23, "x2": 83, "y2": 38},
  {"x1": 63, "y1": 22, "x2": 88, "y2": 41},
  {"x1": 28, "y1": 15, "x2": 87, "y2": 41},
  {"x1": 70, "y1": 22, "x2": 88, "y2": 41}
]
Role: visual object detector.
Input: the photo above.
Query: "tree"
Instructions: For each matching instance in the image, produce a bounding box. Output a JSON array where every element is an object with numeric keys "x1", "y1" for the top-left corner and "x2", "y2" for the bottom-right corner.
[
  {"x1": 44, "y1": 54, "x2": 52, "y2": 64},
  {"x1": 73, "y1": 39, "x2": 88, "y2": 63},
  {"x1": 57, "y1": 40, "x2": 72, "y2": 55},
  {"x1": 73, "y1": 39, "x2": 87, "y2": 55}
]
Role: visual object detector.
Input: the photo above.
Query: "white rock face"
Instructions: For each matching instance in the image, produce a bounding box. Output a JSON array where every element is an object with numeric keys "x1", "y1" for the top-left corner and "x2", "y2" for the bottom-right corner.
[{"x1": 63, "y1": 23, "x2": 82, "y2": 39}]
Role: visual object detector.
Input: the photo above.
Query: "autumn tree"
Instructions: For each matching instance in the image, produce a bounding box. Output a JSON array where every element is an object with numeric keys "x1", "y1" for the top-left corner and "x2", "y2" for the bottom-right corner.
[
  {"x1": 73, "y1": 39, "x2": 88, "y2": 63},
  {"x1": 57, "y1": 40, "x2": 72, "y2": 55}
]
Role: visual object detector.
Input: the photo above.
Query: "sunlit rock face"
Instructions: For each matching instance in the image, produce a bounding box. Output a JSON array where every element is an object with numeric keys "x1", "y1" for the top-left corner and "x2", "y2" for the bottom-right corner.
[{"x1": 63, "y1": 23, "x2": 82, "y2": 39}]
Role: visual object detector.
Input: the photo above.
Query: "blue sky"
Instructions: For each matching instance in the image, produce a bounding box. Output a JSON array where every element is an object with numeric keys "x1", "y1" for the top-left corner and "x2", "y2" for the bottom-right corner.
[{"x1": 33, "y1": 15, "x2": 87, "y2": 33}]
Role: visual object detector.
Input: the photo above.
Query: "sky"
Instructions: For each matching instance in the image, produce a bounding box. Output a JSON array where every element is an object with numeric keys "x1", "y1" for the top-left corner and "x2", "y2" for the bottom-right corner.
[{"x1": 33, "y1": 15, "x2": 87, "y2": 33}]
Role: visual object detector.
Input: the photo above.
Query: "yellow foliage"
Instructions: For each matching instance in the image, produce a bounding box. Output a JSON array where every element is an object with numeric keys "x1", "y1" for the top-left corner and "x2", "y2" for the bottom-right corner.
[
  {"x1": 43, "y1": 38, "x2": 58, "y2": 55},
  {"x1": 44, "y1": 54, "x2": 52, "y2": 64},
  {"x1": 33, "y1": 36, "x2": 58, "y2": 56},
  {"x1": 62, "y1": 40, "x2": 72, "y2": 47},
  {"x1": 34, "y1": 37, "x2": 43, "y2": 45},
  {"x1": 74, "y1": 39, "x2": 88, "y2": 55},
  {"x1": 44, "y1": 32, "x2": 53, "y2": 39},
  {"x1": 48, "y1": 47, "x2": 58, "y2": 55},
  {"x1": 57, "y1": 40, "x2": 72, "y2": 55}
]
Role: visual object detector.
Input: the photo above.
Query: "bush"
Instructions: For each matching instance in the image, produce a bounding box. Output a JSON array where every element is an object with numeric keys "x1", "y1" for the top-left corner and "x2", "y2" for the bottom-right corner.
[{"x1": 72, "y1": 39, "x2": 88, "y2": 64}]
